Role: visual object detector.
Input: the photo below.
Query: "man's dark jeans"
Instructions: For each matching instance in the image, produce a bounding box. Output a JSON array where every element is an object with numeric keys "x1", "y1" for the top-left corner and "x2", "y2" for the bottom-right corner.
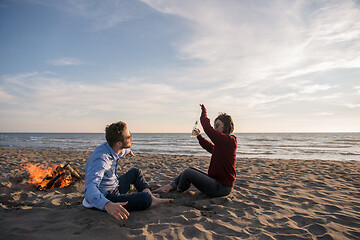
[{"x1": 106, "y1": 168, "x2": 152, "y2": 212}]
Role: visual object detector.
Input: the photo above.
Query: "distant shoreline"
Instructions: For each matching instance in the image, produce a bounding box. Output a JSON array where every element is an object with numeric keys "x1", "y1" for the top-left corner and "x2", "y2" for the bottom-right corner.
[{"x1": 0, "y1": 147, "x2": 358, "y2": 163}]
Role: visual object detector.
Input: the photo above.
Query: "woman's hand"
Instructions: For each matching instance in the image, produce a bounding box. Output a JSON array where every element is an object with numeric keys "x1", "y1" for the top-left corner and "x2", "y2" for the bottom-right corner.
[
  {"x1": 192, "y1": 128, "x2": 201, "y2": 136},
  {"x1": 200, "y1": 104, "x2": 207, "y2": 115},
  {"x1": 125, "y1": 150, "x2": 136, "y2": 157}
]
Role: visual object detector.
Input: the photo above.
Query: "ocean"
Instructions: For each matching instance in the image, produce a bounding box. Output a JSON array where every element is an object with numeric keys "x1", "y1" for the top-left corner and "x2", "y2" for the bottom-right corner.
[{"x1": 0, "y1": 132, "x2": 359, "y2": 161}]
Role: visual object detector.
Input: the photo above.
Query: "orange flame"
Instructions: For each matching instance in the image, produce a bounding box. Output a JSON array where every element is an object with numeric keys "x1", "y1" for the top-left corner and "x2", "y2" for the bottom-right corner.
[{"x1": 21, "y1": 158, "x2": 73, "y2": 190}]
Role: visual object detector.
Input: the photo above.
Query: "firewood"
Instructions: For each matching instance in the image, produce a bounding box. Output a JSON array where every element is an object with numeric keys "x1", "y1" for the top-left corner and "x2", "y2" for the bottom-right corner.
[
  {"x1": 64, "y1": 164, "x2": 81, "y2": 179},
  {"x1": 31, "y1": 163, "x2": 80, "y2": 190}
]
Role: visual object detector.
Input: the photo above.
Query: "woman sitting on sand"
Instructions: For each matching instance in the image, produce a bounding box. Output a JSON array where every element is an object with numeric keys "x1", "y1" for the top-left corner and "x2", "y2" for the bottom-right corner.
[{"x1": 155, "y1": 104, "x2": 237, "y2": 197}]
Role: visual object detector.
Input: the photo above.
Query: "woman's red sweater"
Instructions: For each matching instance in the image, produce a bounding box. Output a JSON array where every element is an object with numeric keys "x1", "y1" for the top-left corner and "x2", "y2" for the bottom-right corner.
[{"x1": 197, "y1": 111, "x2": 237, "y2": 187}]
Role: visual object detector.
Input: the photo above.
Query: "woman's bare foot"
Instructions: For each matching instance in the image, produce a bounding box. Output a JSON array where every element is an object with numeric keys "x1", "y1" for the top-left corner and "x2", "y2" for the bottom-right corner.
[
  {"x1": 154, "y1": 184, "x2": 174, "y2": 193},
  {"x1": 142, "y1": 188, "x2": 160, "y2": 198},
  {"x1": 142, "y1": 188, "x2": 173, "y2": 206},
  {"x1": 150, "y1": 195, "x2": 174, "y2": 207}
]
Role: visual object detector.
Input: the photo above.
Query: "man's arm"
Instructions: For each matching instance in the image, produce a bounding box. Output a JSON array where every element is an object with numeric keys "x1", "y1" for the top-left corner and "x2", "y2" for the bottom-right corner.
[{"x1": 84, "y1": 158, "x2": 112, "y2": 210}]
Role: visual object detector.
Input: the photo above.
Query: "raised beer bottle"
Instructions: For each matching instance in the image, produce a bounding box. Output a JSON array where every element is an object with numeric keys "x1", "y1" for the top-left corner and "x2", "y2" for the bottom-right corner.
[{"x1": 191, "y1": 121, "x2": 199, "y2": 137}]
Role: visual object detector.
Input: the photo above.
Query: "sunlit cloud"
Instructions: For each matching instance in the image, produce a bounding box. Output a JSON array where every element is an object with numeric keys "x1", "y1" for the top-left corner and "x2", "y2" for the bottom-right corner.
[
  {"x1": 0, "y1": 87, "x2": 15, "y2": 103},
  {"x1": 143, "y1": 0, "x2": 360, "y2": 85},
  {"x1": 139, "y1": 0, "x2": 359, "y2": 117},
  {"x1": 345, "y1": 103, "x2": 360, "y2": 108},
  {"x1": 311, "y1": 112, "x2": 335, "y2": 116},
  {"x1": 1, "y1": 0, "x2": 359, "y2": 132},
  {"x1": 0, "y1": 72, "x2": 195, "y2": 118},
  {"x1": 284, "y1": 80, "x2": 337, "y2": 94},
  {"x1": 299, "y1": 84, "x2": 335, "y2": 94},
  {"x1": 355, "y1": 86, "x2": 360, "y2": 94},
  {"x1": 47, "y1": 57, "x2": 85, "y2": 66}
]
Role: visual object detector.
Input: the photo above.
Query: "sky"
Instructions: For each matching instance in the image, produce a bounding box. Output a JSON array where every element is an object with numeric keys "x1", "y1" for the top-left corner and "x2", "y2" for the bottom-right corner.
[{"x1": 0, "y1": 0, "x2": 359, "y2": 133}]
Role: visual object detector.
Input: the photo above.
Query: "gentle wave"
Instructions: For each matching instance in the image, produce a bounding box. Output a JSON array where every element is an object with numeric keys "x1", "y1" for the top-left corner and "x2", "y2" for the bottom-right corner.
[
  {"x1": 340, "y1": 152, "x2": 360, "y2": 156},
  {"x1": 1, "y1": 132, "x2": 360, "y2": 161},
  {"x1": 334, "y1": 139, "x2": 360, "y2": 143}
]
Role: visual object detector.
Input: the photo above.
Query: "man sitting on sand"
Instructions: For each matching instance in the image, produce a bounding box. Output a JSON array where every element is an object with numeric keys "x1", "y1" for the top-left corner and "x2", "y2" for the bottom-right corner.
[{"x1": 83, "y1": 121, "x2": 173, "y2": 221}]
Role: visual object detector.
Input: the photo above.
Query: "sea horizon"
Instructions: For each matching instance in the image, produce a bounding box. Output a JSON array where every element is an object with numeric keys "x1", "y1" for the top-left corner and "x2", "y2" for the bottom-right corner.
[
  {"x1": 1, "y1": 131, "x2": 360, "y2": 135},
  {"x1": 1, "y1": 132, "x2": 359, "y2": 162}
]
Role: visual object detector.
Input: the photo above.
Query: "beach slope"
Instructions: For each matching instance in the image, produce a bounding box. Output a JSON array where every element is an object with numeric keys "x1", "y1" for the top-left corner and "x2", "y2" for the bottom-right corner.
[{"x1": 1, "y1": 148, "x2": 359, "y2": 239}]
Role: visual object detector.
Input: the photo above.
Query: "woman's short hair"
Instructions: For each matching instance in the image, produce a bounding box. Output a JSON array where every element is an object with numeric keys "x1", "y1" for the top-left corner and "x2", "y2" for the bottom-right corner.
[
  {"x1": 105, "y1": 121, "x2": 127, "y2": 147},
  {"x1": 215, "y1": 113, "x2": 234, "y2": 134}
]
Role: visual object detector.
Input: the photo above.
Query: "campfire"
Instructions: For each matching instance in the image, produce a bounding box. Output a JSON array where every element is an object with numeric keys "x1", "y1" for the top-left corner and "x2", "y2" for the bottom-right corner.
[{"x1": 22, "y1": 159, "x2": 81, "y2": 190}]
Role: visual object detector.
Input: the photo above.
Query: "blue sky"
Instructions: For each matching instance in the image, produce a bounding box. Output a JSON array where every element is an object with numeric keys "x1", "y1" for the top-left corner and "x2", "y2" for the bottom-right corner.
[{"x1": 1, "y1": 0, "x2": 359, "y2": 133}]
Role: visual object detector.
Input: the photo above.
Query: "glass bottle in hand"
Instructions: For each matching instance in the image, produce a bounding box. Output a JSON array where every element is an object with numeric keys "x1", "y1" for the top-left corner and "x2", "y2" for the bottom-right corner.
[{"x1": 191, "y1": 121, "x2": 199, "y2": 137}]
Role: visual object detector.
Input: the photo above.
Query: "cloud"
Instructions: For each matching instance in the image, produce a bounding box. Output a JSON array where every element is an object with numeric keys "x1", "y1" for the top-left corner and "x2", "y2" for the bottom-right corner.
[
  {"x1": 3, "y1": 1, "x2": 360, "y2": 132},
  {"x1": 47, "y1": 57, "x2": 85, "y2": 66},
  {"x1": 28, "y1": 0, "x2": 152, "y2": 30},
  {"x1": 355, "y1": 86, "x2": 360, "y2": 94},
  {"x1": 286, "y1": 81, "x2": 337, "y2": 94},
  {"x1": 29, "y1": 0, "x2": 360, "y2": 90},
  {"x1": 142, "y1": 0, "x2": 360, "y2": 86},
  {"x1": 299, "y1": 84, "x2": 334, "y2": 94},
  {"x1": 137, "y1": 0, "x2": 360, "y2": 118},
  {"x1": 311, "y1": 112, "x2": 334, "y2": 116},
  {"x1": 345, "y1": 103, "x2": 360, "y2": 108},
  {"x1": 0, "y1": 72, "x2": 197, "y2": 119},
  {"x1": 0, "y1": 87, "x2": 15, "y2": 103}
]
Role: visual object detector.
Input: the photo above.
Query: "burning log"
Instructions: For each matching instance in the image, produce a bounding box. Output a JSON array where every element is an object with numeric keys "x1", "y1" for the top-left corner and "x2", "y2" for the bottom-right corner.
[
  {"x1": 22, "y1": 159, "x2": 81, "y2": 190},
  {"x1": 41, "y1": 172, "x2": 65, "y2": 190},
  {"x1": 36, "y1": 164, "x2": 66, "y2": 190}
]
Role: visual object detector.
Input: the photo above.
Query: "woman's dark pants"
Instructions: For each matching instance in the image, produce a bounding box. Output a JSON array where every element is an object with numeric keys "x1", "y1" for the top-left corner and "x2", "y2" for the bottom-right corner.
[{"x1": 171, "y1": 167, "x2": 232, "y2": 197}]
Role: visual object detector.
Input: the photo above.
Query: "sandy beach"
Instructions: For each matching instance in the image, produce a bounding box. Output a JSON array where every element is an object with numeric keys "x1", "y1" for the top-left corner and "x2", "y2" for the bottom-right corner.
[{"x1": 0, "y1": 147, "x2": 359, "y2": 240}]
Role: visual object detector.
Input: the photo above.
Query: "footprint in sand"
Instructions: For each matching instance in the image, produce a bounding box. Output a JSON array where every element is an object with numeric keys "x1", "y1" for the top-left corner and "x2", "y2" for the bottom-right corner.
[
  {"x1": 324, "y1": 204, "x2": 342, "y2": 212},
  {"x1": 51, "y1": 198, "x2": 62, "y2": 206},
  {"x1": 306, "y1": 223, "x2": 327, "y2": 236}
]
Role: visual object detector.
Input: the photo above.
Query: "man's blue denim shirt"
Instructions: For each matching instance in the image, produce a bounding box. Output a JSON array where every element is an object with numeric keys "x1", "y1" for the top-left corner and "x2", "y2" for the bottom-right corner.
[{"x1": 83, "y1": 142, "x2": 130, "y2": 210}]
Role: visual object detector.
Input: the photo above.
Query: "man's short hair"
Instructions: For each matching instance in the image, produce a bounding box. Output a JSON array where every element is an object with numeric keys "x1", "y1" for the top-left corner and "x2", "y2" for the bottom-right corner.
[
  {"x1": 215, "y1": 113, "x2": 234, "y2": 134},
  {"x1": 105, "y1": 121, "x2": 127, "y2": 148}
]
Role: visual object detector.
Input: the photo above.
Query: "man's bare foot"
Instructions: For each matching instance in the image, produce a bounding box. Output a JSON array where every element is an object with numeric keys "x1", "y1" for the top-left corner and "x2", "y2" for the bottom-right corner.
[
  {"x1": 150, "y1": 195, "x2": 174, "y2": 207},
  {"x1": 154, "y1": 184, "x2": 174, "y2": 193}
]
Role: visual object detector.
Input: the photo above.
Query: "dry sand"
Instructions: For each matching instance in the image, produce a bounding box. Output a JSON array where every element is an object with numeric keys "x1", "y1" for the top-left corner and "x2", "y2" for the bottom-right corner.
[{"x1": 1, "y1": 147, "x2": 360, "y2": 240}]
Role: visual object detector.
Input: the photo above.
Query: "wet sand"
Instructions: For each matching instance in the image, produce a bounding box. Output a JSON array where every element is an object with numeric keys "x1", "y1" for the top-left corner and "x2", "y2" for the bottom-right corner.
[{"x1": 1, "y1": 147, "x2": 360, "y2": 239}]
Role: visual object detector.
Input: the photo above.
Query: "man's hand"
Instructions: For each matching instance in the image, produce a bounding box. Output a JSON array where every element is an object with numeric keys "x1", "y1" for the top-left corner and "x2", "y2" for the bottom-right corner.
[{"x1": 104, "y1": 201, "x2": 130, "y2": 221}]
